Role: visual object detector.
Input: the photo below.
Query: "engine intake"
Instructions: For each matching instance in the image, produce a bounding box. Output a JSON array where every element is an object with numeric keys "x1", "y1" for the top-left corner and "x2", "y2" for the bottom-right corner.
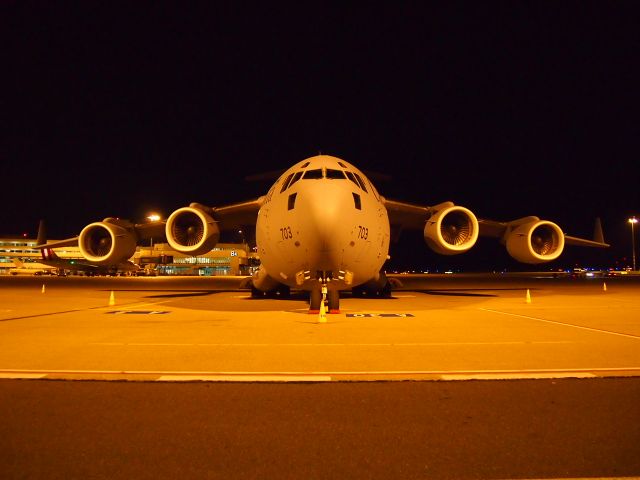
[
  {"x1": 506, "y1": 220, "x2": 565, "y2": 263},
  {"x1": 78, "y1": 219, "x2": 137, "y2": 265},
  {"x1": 424, "y1": 205, "x2": 479, "y2": 255},
  {"x1": 166, "y1": 205, "x2": 220, "y2": 255}
]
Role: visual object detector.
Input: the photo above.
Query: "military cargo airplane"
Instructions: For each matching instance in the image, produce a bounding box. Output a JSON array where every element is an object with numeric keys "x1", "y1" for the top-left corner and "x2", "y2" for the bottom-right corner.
[{"x1": 35, "y1": 155, "x2": 608, "y2": 312}]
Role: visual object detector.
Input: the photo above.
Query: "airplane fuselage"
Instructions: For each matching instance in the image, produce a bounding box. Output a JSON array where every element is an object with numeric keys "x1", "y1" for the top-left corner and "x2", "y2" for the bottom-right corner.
[{"x1": 255, "y1": 156, "x2": 390, "y2": 291}]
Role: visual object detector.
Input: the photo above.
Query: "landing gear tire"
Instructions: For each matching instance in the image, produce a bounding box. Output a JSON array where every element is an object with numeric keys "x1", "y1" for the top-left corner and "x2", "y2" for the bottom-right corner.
[
  {"x1": 273, "y1": 284, "x2": 290, "y2": 298},
  {"x1": 309, "y1": 288, "x2": 321, "y2": 313},
  {"x1": 328, "y1": 289, "x2": 340, "y2": 313},
  {"x1": 251, "y1": 285, "x2": 264, "y2": 298}
]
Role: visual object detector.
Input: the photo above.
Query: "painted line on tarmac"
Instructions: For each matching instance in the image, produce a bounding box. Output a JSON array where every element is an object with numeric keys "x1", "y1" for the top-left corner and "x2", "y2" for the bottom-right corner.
[
  {"x1": 1, "y1": 367, "x2": 640, "y2": 382},
  {"x1": 0, "y1": 373, "x2": 47, "y2": 379},
  {"x1": 480, "y1": 308, "x2": 640, "y2": 340},
  {"x1": 158, "y1": 375, "x2": 332, "y2": 382},
  {"x1": 88, "y1": 341, "x2": 574, "y2": 347},
  {"x1": 0, "y1": 300, "x2": 170, "y2": 322},
  {"x1": 496, "y1": 477, "x2": 640, "y2": 480},
  {"x1": 439, "y1": 372, "x2": 597, "y2": 380}
]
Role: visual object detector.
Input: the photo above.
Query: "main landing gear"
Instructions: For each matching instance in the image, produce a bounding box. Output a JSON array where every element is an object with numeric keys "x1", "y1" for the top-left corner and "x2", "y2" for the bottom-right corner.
[
  {"x1": 250, "y1": 283, "x2": 290, "y2": 298},
  {"x1": 309, "y1": 281, "x2": 340, "y2": 314}
]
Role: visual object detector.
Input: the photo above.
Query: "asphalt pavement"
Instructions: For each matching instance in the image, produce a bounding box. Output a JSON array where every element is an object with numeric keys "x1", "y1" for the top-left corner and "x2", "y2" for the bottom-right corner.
[{"x1": 1, "y1": 378, "x2": 639, "y2": 479}]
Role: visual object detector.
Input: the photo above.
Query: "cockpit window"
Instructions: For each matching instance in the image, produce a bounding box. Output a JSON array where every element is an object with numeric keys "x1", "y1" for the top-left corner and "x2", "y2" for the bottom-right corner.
[
  {"x1": 280, "y1": 173, "x2": 294, "y2": 193},
  {"x1": 288, "y1": 171, "x2": 303, "y2": 188},
  {"x1": 353, "y1": 172, "x2": 368, "y2": 192},
  {"x1": 325, "y1": 169, "x2": 346, "y2": 179},
  {"x1": 300, "y1": 162, "x2": 310, "y2": 168},
  {"x1": 303, "y1": 169, "x2": 323, "y2": 179},
  {"x1": 338, "y1": 161, "x2": 347, "y2": 168},
  {"x1": 345, "y1": 171, "x2": 360, "y2": 188}
]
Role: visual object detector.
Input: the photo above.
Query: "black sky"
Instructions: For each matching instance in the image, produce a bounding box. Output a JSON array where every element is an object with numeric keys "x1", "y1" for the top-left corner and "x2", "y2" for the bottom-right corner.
[{"x1": 2, "y1": 2, "x2": 639, "y2": 269}]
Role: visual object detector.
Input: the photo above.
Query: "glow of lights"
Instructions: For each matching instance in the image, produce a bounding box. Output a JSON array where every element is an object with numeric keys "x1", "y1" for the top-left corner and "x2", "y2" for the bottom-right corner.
[{"x1": 147, "y1": 214, "x2": 161, "y2": 222}]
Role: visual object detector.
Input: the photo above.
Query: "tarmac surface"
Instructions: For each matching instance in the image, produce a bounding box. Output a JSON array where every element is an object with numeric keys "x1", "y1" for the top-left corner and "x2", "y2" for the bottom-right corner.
[
  {"x1": 0, "y1": 273, "x2": 639, "y2": 381},
  {"x1": 1, "y1": 273, "x2": 639, "y2": 479}
]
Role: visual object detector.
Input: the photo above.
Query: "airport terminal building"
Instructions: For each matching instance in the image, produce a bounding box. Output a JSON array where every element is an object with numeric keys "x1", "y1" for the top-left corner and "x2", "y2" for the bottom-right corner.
[{"x1": 0, "y1": 236, "x2": 256, "y2": 276}]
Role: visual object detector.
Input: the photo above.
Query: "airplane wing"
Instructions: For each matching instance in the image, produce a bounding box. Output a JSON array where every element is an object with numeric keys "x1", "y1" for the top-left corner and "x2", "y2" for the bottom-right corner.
[
  {"x1": 210, "y1": 197, "x2": 265, "y2": 229},
  {"x1": 34, "y1": 197, "x2": 265, "y2": 251},
  {"x1": 34, "y1": 236, "x2": 80, "y2": 249},
  {"x1": 383, "y1": 197, "x2": 609, "y2": 256},
  {"x1": 478, "y1": 218, "x2": 609, "y2": 247}
]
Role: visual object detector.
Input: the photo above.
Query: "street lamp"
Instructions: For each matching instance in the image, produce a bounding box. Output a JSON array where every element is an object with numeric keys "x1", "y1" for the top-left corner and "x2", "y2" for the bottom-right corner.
[
  {"x1": 629, "y1": 217, "x2": 638, "y2": 271},
  {"x1": 147, "y1": 213, "x2": 162, "y2": 250}
]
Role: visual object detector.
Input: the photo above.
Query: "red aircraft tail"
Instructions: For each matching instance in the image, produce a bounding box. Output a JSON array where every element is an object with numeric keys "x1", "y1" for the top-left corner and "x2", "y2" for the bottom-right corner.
[{"x1": 36, "y1": 220, "x2": 61, "y2": 261}]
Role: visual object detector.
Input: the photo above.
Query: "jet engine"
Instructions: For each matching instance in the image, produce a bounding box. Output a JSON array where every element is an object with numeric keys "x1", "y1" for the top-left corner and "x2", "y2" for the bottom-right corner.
[
  {"x1": 424, "y1": 205, "x2": 479, "y2": 255},
  {"x1": 250, "y1": 265, "x2": 281, "y2": 293},
  {"x1": 505, "y1": 219, "x2": 565, "y2": 264},
  {"x1": 352, "y1": 271, "x2": 396, "y2": 297},
  {"x1": 165, "y1": 204, "x2": 220, "y2": 256},
  {"x1": 78, "y1": 218, "x2": 138, "y2": 265}
]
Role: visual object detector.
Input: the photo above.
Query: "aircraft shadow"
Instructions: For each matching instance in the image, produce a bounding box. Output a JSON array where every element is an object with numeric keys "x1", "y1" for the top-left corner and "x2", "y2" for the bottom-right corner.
[
  {"x1": 406, "y1": 287, "x2": 536, "y2": 298},
  {"x1": 101, "y1": 289, "x2": 229, "y2": 299},
  {"x1": 411, "y1": 290, "x2": 496, "y2": 298}
]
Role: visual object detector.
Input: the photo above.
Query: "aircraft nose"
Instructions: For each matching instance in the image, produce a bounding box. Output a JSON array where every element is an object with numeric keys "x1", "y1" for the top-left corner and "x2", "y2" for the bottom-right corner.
[
  {"x1": 296, "y1": 185, "x2": 353, "y2": 270},
  {"x1": 299, "y1": 184, "x2": 349, "y2": 254}
]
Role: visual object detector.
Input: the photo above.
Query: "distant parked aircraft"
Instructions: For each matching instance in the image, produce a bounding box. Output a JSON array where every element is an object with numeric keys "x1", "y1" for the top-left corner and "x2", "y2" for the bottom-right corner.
[{"x1": 9, "y1": 258, "x2": 55, "y2": 276}]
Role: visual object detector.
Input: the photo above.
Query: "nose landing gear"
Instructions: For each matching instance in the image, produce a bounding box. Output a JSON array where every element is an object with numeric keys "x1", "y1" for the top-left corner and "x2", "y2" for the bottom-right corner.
[{"x1": 308, "y1": 274, "x2": 340, "y2": 314}]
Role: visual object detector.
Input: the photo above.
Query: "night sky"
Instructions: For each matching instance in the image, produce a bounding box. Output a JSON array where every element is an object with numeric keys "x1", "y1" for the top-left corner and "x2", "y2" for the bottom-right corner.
[{"x1": 3, "y1": 3, "x2": 639, "y2": 270}]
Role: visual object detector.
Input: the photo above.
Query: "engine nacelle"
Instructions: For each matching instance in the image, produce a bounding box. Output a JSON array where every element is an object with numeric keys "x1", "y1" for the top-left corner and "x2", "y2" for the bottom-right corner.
[
  {"x1": 424, "y1": 205, "x2": 479, "y2": 255},
  {"x1": 251, "y1": 265, "x2": 280, "y2": 292},
  {"x1": 506, "y1": 220, "x2": 565, "y2": 264},
  {"x1": 79, "y1": 219, "x2": 137, "y2": 266},
  {"x1": 166, "y1": 204, "x2": 220, "y2": 256}
]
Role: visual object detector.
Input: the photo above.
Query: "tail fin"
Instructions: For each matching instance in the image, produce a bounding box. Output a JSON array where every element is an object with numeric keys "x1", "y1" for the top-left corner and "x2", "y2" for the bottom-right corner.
[
  {"x1": 41, "y1": 247, "x2": 60, "y2": 261},
  {"x1": 593, "y1": 217, "x2": 605, "y2": 244},
  {"x1": 36, "y1": 220, "x2": 60, "y2": 261},
  {"x1": 36, "y1": 220, "x2": 47, "y2": 246},
  {"x1": 13, "y1": 258, "x2": 24, "y2": 268}
]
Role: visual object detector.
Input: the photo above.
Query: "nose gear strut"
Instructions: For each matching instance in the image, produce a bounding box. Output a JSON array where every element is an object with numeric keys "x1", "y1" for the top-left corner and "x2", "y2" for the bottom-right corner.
[{"x1": 308, "y1": 273, "x2": 340, "y2": 315}]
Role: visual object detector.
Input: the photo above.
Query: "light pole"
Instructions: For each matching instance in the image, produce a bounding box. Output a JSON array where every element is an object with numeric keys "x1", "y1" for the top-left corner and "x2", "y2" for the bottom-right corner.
[
  {"x1": 147, "y1": 214, "x2": 161, "y2": 251},
  {"x1": 629, "y1": 217, "x2": 638, "y2": 271}
]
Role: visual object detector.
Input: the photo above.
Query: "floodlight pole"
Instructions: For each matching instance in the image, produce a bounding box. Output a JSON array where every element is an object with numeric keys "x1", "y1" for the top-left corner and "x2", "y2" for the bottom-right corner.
[{"x1": 630, "y1": 217, "x2": 638, "y2": 271}]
